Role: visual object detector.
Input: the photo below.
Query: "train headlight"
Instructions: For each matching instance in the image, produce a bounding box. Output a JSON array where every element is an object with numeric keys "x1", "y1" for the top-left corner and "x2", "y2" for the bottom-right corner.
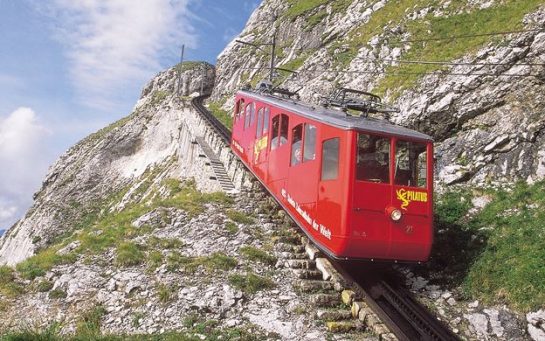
[
  {"x1": 385, "y1": 206, "x2": 403, "y2": 222},
  {"x1": 391, "y1": 209, "x2": 402, "y2": 222}
]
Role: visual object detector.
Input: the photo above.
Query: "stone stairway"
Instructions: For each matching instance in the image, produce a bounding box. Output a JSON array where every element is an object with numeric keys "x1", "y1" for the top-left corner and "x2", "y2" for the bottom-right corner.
[{"x1": 194, "y1": 136, "x2": 236, "y2": 192}]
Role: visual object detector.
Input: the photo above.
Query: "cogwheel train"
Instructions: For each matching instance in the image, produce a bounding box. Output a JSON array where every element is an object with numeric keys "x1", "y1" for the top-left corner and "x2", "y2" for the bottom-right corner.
[{"x1": 230, "y1": 87, "x2": 434, "y2": 262}]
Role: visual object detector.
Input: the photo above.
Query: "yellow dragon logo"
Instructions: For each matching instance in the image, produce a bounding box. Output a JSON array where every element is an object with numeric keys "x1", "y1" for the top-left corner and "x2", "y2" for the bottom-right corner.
[{"x1": 396, "y1": 189, "x2": 428, "y2": 210}]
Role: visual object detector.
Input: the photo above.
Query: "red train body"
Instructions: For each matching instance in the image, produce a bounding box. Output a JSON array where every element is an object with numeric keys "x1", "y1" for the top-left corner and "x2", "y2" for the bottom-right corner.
[{"x1": 230, "y1": 90, "x2": 434, "y2": 262}]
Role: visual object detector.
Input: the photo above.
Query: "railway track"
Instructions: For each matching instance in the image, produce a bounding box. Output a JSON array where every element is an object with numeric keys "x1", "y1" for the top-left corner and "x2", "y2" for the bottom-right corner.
[{"x1": 190, "y1": 94, "x2": 458, "y2": 341}]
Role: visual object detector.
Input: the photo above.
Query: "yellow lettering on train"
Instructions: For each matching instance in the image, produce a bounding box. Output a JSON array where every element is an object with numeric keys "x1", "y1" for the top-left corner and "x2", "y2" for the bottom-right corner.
[
  {"x1": 396, "y1": 189, "x2": 428, "y2": 210},
  {"x1": 253, "y1": 135, "x2": 268, "y2": 159}
]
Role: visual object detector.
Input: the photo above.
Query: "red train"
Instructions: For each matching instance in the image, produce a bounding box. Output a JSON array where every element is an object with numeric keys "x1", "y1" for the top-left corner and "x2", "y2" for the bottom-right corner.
[{"x1": 230, "y1": 88, "x2": 434, "y2": 262}]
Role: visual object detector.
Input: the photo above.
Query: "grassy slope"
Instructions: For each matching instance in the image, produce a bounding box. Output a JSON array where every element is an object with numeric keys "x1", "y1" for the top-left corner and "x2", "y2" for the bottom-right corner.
[{"x1": 432, "y1": 182, "x2": 545, "y2": 311}]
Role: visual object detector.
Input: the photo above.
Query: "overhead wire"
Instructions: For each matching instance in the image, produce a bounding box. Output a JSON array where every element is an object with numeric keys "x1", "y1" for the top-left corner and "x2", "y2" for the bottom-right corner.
[
  {"x1": 223, "y1": 27, "x2": 545, "y2": 80},
  {"x1": 389, "y1": 28, "x2": 545, "y2": 45}
]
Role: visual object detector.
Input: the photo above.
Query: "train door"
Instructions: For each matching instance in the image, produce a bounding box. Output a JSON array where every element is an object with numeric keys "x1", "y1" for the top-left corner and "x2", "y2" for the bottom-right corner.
[
  {"x1": 351, "y1": 132, "x2": 393, "y2": 259},
  {"x1": 241, "y1": 102, "x2": 257, "y2": 165},
  {"x1": 267, "y1": 113, "x2": 290, "y2": 196},
  {"x1": 315, "y1": 129, "x2": 347, "y2": 254},
  {"x1": 231, "y1": 98, "x2": 245, "y2": 157},
  {"x1": 286, "y1": 121, "x2": 319, "y2": 230},
  {"x1": 389, "y1": 139, "x2": 433, "y2": 261},
  {"x1": 253, "y1": 106, "x2": 270, "y2": 180}
]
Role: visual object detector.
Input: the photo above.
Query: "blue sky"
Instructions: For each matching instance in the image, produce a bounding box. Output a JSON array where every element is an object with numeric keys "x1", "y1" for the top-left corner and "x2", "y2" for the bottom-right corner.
[{"x1": 0, "y1": 0, "x2": 260, "y2": 230}]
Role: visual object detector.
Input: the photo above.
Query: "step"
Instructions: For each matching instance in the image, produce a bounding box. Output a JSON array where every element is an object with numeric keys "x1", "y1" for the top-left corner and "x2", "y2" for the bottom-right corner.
[
  {"x1": 316, "y1": 309, "x2": 352, "y2": 321},
  {"x1": 295, "y1": 279, "x2": 334, "y2": 293},
  {"x1": 311, "y1": 293, "x2": 341, "y2": 307}
]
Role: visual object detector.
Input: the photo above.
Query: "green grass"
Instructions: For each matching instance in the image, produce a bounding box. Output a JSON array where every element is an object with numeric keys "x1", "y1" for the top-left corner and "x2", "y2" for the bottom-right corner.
[
  {"x1": 147, "y1": 250, "x2": 164, "y2": 270},
  {"x1": 76, "y1": 305, "x2": 107, "y2": 337},
  {"x1": 207, "y1": 100, "x2": 233, "y2": 132},
  {"x1": 150, "y1": 90, "x2": 169, "y2": 106},
  {"x1": 14, "y1": 179, "x2": 231, "y2": 280},
  {"x1": 226, "y1": 210, "x2": 254, "y2": 225},
  {"x1": 284, "y1": 0, "x2": 329, "y2": 20},
  {"x1": 0, "y1": 266, "x2": 23, "y2": 298},
  {"x1": 175, "y1": 61, "x2": 205, "y2": 73},
  {"x1": 225, "y1": 221, "x2": 239, "y2": 235},
  {"x1": 240, "y1": 246, "x2": 276, "y2": 265},
  {"x1": 147, "y1": 236, "x2": 184, "y2": 249},
  {"x1": 36, "y1": 280, "x2": 54, "y2": 293},
  {"x1": 427, "y1": 181, "x2": 545, "y2": 311},
  {"x1": 375, "y1": 0, "x2": 545, "y2": 96},
  {"x1": 116, "y1": 242, "x2": 145, "y2": 267},
  {"x1": 228, "y1": 272, "x2": 275, "y2": 294},
  {"x1": 16, "y1": 249, "x2": 76, "y2": 280},
  {"x1": 156, "y1": 283, "x2": 177, "y2": 304},
  {"x1": 48, "y1": 288, "x2": 67, "y2": 299}
]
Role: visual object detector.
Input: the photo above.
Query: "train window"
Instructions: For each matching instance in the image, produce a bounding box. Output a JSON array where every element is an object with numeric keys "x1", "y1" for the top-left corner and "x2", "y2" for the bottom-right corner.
[
  {"x1": 256, "y1": 108, "x2": 264, "y2": 137},
  {"x1": 250, "y1": 104, "x2": 257, "y2": 127},
  {"x1": 356, "y1": 134, "x2": 390, "y2": 183},
  {"x1": 244, "y1": 102, "x2": 253, "y2": 129},
  {"x1": 236, "y1": 99, "x2": 244, "y2": 121},
  {"x1": 304, "y1": 124, "x2": 317, "y2": 162},
  {"x1": 271, "y1": 115, "x2": 280, "y2": 150},
  {"x1": 291, "y1": 124, "x2": 303, "y2": 166},
  {"x1": 395, "y1": 141, "x2": 427, "y2": 188},
  {"x1": 263, "y1": 107, "x2": 270, "y2": 135},
  {"x1": 322, "y1": 138, "x2": 339, "y2": 180},
  {"x1": 280, "y1": 114, "x2": 289, "y2": 146}
]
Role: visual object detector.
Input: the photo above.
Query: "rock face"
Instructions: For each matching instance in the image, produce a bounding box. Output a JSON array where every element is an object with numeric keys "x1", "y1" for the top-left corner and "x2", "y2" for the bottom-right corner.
[
  {"x1": 0, "y1": 187, "x2": 332, "y2": 339},
  {"x1": 0, "y1": 62, "x2": 218, "y2": 266},
  {"x1": 212, "y1": 0, "x2": 545, "y2": 188}
]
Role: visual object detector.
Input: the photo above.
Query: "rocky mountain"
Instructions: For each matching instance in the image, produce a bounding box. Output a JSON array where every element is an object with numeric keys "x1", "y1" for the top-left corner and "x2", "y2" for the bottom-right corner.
[
  {"x1": 2, "y1": 1, "x2": 545, "y2": 340},
  {"x1": 0, "y1": 62, "x2": 217, "y2": 266},
  {"x1": 212, "y1": 0, "x2": 545, "y2": 188}
]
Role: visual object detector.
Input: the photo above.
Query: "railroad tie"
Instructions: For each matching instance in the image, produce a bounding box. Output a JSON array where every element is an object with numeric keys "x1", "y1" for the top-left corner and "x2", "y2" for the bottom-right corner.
[{"x1": 194, "y1": 136, "x2": 236, "y2": 192}]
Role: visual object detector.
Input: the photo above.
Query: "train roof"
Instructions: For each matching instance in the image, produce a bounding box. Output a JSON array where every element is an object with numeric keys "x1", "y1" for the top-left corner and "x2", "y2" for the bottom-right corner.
[{"x1": 237, "y1": 90, "x2": 433, "y2": 142}]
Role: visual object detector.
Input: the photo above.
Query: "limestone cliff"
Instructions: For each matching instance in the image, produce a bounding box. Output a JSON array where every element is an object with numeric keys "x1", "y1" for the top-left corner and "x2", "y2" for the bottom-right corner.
[
  {"x1": 0, "y1": 63, "x2": 219, "y2": 266},
  {"x1": 212, "y1": 0, "x2": 545, "y2": 187}
]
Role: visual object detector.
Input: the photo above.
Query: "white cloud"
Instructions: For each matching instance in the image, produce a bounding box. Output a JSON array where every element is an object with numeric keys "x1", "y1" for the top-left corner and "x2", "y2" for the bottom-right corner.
[
  {"x1": 38, "y1": 0, "x2": 197, "y2": 110},
  {"x1": 0, "y1": 107, "x2": 53, "y2": 230}
]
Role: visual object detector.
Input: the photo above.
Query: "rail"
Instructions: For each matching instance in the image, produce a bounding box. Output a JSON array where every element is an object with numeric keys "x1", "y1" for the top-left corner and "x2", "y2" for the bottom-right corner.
[
  {"x1": 189, "y1": 94, "x2": 458, "y2": 341},
  {"x1": 191, "y1": 95, "x2": 231, "y2": 144}
]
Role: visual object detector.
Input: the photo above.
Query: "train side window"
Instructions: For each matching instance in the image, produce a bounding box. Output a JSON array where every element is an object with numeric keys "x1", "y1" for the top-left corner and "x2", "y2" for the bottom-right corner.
[
  {"x1": 280, "y1": 114, "x2": 289, "y2": 146},
  {"x1": 271, "y1": 115, "x2": 280, "y2": 150},
  {"x1": 291, "y1": 124, "x2": 303, "y2": 166},
  {"x1": 322, "y1": 138, "x2": 339, "y2": 180},
  {"x1": 244, "y1": 102, "x2": 253, "y2": 129},
  {"x1": 395, "y1": 141, "x2": 427, "y2": 188},
  {"x1": 304, "y1": 124, "x2": 317, "y2": 161},
  {"x1": 250, "y1": 103, "x2": 257, "y2": 127},
  {"x1": 236, "y1": 99, "x2": 244, "y2": 121},
  {"x1": 356, "y1": 134, "x2": 390, "y2": 183},
  {"x1": 256, "y1": 108, "x2": 264, "y2": 138},
  {"x1": 263, "y1": 107, "x2": 270, "y2": 135}
]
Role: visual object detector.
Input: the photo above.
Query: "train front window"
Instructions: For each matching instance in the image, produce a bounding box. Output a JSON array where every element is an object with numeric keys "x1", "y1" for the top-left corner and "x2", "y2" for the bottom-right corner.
[
  {"x1": 395, "y1": 141, "x2": 427, "y2": 188},
  {"x1": 356, "y1": 134, "x2": 390, "y2": 183}
]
